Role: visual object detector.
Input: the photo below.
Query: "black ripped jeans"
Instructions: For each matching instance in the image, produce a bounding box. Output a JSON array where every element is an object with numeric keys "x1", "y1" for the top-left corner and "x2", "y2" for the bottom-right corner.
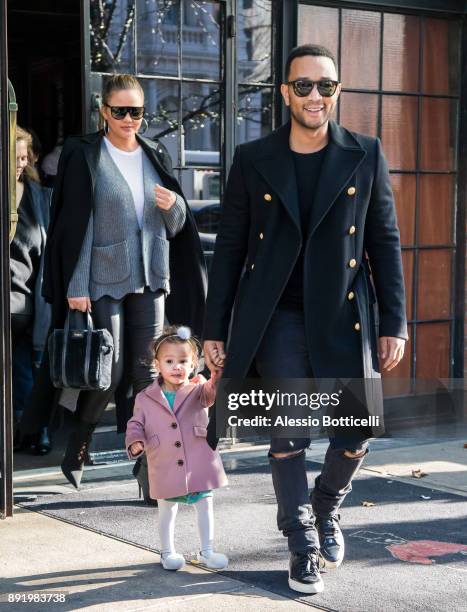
[{"x1": 255, "y1": 306, "x2": 369, "y2": 553}]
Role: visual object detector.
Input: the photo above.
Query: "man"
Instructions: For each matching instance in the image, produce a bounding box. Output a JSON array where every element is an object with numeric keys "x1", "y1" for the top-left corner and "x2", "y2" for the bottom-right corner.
[{"x1": 203, "y1": 44, "x2": 407, "y2": 594}]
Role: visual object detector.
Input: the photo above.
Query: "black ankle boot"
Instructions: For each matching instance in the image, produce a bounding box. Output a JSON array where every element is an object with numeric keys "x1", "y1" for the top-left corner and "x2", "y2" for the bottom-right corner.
[
  {"x1": 132, "y1": 456, "x2": 158, "y2": 506},
  {"x1": 61, "y1": 422, "x2": 95, "y2": 489},
  {"x1": 34, "y1": 427, "x2": 52, "y2": 456}
]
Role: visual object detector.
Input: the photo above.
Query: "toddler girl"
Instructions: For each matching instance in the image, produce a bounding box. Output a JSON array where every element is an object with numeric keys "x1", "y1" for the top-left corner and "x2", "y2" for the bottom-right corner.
[{"x1": 126, "y1": 325, "x2": 228, "y2": 571}]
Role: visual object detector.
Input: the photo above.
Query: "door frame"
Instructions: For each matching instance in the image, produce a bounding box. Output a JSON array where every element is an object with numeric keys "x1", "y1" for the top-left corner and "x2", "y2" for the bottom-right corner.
[{"x1": 0, "y1": 0, "x2": 13, "y2": 520}]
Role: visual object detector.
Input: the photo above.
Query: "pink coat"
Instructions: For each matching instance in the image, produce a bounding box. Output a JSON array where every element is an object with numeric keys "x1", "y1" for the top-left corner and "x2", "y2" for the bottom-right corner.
[{"x1": 125, "y1": 377, "x2": 228, "y2": 500}]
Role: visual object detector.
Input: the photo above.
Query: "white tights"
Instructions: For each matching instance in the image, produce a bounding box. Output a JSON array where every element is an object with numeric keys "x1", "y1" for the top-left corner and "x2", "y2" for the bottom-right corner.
[{"x1": 157, "y1": 496, "x2": 214, "y2": 558}]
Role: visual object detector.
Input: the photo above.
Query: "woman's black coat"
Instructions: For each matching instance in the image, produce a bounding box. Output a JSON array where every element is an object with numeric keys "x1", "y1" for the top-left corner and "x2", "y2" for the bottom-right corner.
[
  {"x1": 22, "y1": 131, "x2": 207, "y2": 434},
  {"x1": 204, "y1": 120, "x2": 408, "y2": 447}
]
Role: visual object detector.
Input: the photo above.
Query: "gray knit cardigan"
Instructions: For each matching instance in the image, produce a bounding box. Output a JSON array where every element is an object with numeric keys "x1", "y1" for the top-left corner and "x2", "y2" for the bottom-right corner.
[{"x1": 67, "y1": 141, "x2": 186, "y2": 301}]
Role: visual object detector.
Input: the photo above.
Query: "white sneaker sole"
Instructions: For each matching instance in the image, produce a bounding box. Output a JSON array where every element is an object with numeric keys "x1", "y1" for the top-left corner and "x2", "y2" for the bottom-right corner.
[{"x1": 288, "y1": 575, "x2": 324, "y2": 594}]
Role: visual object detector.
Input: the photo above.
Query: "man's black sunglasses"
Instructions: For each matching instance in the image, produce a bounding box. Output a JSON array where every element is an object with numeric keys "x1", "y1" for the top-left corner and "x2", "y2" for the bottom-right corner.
[
  {"x1": 286, "y1": 79, "x2": 339, "y2": 98},
  {"x1": 104, "y1": 104, "x2": 145, "y2": 120}
]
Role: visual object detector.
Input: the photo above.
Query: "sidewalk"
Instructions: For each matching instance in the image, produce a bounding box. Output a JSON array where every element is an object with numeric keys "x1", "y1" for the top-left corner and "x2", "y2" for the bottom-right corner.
[{"x1": 2, "y1": 427, "x2": 467, "y2": 611}]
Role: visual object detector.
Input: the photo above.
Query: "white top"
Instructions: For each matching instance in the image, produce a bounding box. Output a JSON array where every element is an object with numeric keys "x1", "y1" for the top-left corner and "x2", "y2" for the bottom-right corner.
[{"x1": 104, "y1": 137, "x2": 145, "y2": 228}]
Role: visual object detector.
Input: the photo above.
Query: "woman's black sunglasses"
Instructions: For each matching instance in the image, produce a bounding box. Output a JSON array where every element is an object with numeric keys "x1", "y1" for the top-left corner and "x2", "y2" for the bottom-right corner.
[
  {"x1": 286, "y1": 79, "x2": 339, "y2": 98},
  {"x1": 104, "y1": 104, "x2": 145, "y2": 120}
]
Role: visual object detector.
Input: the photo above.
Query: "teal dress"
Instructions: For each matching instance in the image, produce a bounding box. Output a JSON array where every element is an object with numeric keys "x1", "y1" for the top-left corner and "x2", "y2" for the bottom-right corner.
[{"x1": 162, "y1": 389, "x2": 213, "y2": 504}]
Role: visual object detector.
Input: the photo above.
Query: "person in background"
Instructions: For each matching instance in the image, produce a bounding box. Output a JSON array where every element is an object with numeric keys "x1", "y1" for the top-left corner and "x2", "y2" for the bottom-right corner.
[{"x1": 12, "y1": 126, "x2": 51, "y2": 454}]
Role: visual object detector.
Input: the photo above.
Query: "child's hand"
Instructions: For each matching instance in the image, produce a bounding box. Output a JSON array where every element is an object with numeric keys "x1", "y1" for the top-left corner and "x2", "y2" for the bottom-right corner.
[
  {"x1": 130, "y1": 441, "x2": 144, "y2": 456},
  {"x1": 210, "y1": 368, "x2": 223, "y2": 386},
  {"x1": 191, "y1": 373, "x2": 207, "y2": 385}
]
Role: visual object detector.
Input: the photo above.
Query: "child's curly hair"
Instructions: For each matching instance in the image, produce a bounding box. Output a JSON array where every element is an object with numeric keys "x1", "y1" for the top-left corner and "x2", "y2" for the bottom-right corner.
[{"x1": 152, "y1": 325, "x2": 201, "y2": 370}]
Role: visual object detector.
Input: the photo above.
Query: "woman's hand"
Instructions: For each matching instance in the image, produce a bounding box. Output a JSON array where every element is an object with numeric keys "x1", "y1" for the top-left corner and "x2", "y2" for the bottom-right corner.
[
  {"x1": 154, "y1": 184, "x2": 176, "y2": 210},
  {"x1": 130, "y1": 441, "x2": 144, "y2": 456},
  {"x1": 67, "y1": 297, "x2": 92, "y2": 312}
]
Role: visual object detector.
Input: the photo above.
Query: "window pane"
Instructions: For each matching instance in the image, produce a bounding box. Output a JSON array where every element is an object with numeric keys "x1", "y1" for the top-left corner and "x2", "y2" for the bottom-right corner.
[
  {"x1": 182, "y1": 82, "x2": 221, "y2": 159},
  {"x1": 141, "y1": 79, "x2": 180, "y2": 162},
  {"x1": 237, "y1": 86, "x2": 273, "y2": 144},
  {"x1": 382, "y1": 13, "x2": 420, "y2": 92},
  {"x1": 182, "y1": 0, "x2": 221, "y2": 80},
  {"x1": 339, "y1": 92, "x2": 377, "y2": 137},
  {"x1": 391, "y1": 174, "x2": 416, "y2": 246},
  {"x1": 422, "y1": 18, "x2": 460, "y2": 95},
  {"x1": 297, "y1": 5, "x2": 339, "y2": 62},
  {"x1": 381, "y1": 96, "x2": 417, "y2": 170},
  {"x1": 418, "y1": 175, "x2": 454, "y2": 246},
  {"x1": 417, "y1": 249, "x2": 451, "y2": 320},
  {"x1": 341, "y1": 10, "x2": 380, "y2": 90},
  {"x1": 416, "y1": 322, "x2": 450, "y2": 379},
  {"x1": 238, "y1": 0, "x2": 272, "y2": 83},
  {"x1": 402, "y1": 249, "x2": 414, "y2": 321},
  {"x1": 181, "y1": 169, "x2": 221, "y2": 268},
  {"x1": 136, "y1": 0, "x2": 179, "y2": 76},
  {"x1": 90, "y1": 0, "x2": 135, "y2": 73},
  {"x1": 420, "y1": 98, "x2": 457, "y2": 171}
]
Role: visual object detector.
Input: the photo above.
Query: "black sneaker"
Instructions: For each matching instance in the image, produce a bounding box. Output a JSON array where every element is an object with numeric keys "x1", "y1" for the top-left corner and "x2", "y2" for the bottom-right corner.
[
  {"x1": 316, "y1": 514, "x2": 345, "y2": 568},
  {"x1": 288, "y1": 549, "x2": 324, "y2": 594}
]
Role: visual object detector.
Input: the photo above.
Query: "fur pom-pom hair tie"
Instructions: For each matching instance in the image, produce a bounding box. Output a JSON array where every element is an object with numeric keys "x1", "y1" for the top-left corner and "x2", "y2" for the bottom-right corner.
[{"x1": 176, "y1": 326, "x2": 192, "y2": 340}]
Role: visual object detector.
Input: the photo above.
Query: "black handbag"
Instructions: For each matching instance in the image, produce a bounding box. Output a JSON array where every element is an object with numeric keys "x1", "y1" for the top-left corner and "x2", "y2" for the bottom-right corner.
[{"x1": 48, "y1": 310, "x2": 114, "y2": 390}]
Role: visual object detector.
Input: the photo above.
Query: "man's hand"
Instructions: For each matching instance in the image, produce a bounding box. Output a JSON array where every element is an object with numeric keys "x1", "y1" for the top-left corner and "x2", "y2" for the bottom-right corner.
[
  {"x1": 204, "y1": 340, "x2": 226, "y2": 373},
  {"x1": 68, "y1": 297, "x2": 92, "y2": 312},
  {"x1": 379, "y1": 336, "x2": 406, "y2": 371},
  {"x1": 154, "y1": 184, "x2": 176, "y2": 210},
  {"x1": 129, "y1": 441, "x2": 144, "y2": 457}
]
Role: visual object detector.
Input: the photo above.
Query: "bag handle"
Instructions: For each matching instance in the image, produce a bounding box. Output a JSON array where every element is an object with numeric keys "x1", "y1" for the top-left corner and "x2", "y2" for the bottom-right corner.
[{"x1": 61, "y1": 309, "x2": 94, "y2": 388}]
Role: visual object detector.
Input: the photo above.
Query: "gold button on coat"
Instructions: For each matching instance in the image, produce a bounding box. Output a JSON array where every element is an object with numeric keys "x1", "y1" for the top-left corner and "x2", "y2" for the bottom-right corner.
[
  {"x1": 259, "y1": 232, "x2": 264, "y2": 240},
  {"x1": 349, "y1": 258, "x2": 357, "y2": 268},
  {"x1": 354, "y1": 322, "x2": 361, "y2": 331},
  {"x1": 347, "y1": 291, "x2": 355, "y2": 300},
  {"x1": 264, "y1": 193, "x2": 272, "y2": 201},
  {"x1": 347, "y1": 186, "x2": 356, "y2": 196},
  {"x1": 349, "y1": 225, "x2": 356, "y2": 235}
]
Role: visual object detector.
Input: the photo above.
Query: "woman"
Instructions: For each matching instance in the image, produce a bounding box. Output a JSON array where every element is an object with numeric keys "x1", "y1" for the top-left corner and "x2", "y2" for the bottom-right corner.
[
  {"x1": 11, "y1": 127, "x2": 51, "y2": 454},
  {"x1": 23, "y1": 74, "x2": 207, "y2": 490}
]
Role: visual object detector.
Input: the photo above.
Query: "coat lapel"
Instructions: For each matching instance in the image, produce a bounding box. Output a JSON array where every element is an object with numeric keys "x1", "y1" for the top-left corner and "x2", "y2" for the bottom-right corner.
[
  {"x1": 172, "y1": 383, "x2": 197, "y2": 415},
  {"x1": 137, "y1": 135, "x2": 183, "y2": 196},
  {"x1": 308, "y1": 121, "x2": 366, "y2": 237},
  {"x1": 143, "y1": 380, "x2": 174, "y2": 417},
  {"x1": 252, "y1": 123, "x2": 301, "y2": 234}
]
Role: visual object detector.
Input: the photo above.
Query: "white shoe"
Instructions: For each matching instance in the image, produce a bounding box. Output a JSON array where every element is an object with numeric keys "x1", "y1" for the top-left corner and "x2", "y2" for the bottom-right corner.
[
  {"x1": 161, "y1": 552, "x2": 185, "y2": 571},
  {"x1": 197, "y1": 550, "x2": 229, "y2": 570}
]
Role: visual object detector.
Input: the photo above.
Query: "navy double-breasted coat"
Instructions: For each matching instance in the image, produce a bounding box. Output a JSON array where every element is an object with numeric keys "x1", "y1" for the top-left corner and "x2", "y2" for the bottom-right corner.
[{"x1": 204, "y1": 120, "x2": 408, "y2": 447}]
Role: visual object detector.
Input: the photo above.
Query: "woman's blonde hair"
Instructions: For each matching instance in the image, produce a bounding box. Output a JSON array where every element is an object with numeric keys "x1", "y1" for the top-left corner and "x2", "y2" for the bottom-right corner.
[
  {"x1": 102, "y1": 74, "x2": 144, "y2": 105},
  {"x1": 16, "y1": 126, "x2": 40, "y2": 183}
]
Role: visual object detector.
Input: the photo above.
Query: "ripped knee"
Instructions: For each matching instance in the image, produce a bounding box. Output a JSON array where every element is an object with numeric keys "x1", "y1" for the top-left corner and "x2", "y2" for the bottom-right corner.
[
  {"x1": 343, "y1": 449, "x2": 367, "y2": 459},
  {"x1": 270, "y1": 449, "x2": 303, "y2": 459}
]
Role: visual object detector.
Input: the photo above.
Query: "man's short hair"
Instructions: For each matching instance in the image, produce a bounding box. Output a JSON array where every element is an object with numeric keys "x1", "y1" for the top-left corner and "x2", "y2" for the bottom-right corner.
[{"x1": 284, "y1": 44, "x2": 338, "y2": 81}]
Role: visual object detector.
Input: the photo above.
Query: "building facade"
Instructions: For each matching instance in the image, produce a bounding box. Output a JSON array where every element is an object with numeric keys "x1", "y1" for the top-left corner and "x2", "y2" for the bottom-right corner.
[{"x1": 1, "y1": 0, "x2": 466, "y2": 517}]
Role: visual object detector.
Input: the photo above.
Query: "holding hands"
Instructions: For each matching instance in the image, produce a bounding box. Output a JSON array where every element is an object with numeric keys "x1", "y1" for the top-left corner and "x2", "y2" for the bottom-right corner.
[
  {"x1": 203, "y1": 340, "x2": 226, "y2": 374},
  {"x1": 154, "y1": 184, "x2": 176, "y2": 210},
  {"x1": 129, "y1": 441, "x2": 144, "y2": 457}
]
